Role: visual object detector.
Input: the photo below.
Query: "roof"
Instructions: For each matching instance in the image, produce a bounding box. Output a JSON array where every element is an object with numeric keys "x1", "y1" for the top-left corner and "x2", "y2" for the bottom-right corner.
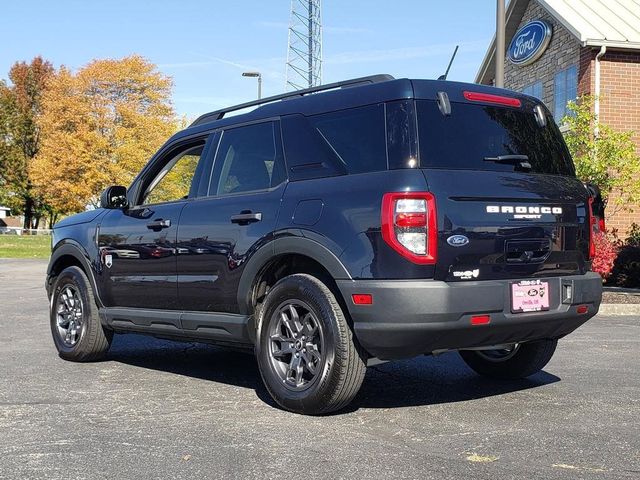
[
  {"x1": 543, "y1": 0, "x2": 640, "y2": 48},
  {"x1": 476, "y1": 0, "x2": 640, "y2": 84},
  {"x1": 178, "y1": 78, "x2": 540, "y2": 140},
  {"x1": 0, "y1": 217, "x2": 22, "y2": 228},
  {"x1": 191, "y1": 75, "x2": 395, "y2": 127},
  {"x1": 180, "y1": 77, "x2": 413, "y2": 137}
]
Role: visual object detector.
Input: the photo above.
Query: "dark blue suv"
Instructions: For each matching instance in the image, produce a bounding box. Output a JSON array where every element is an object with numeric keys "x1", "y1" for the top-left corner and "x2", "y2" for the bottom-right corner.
[{"x1": 46, "y1": 75, "x2": 602, "y2": 414}]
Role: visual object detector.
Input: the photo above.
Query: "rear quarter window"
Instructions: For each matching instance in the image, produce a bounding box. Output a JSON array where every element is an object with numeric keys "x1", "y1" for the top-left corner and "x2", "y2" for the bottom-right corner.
[
  {"x1": 281, "y1": 104, "x2": 388, "y2": 180},
  {"x1": 416, "y1": 99, "x2": 575, "y2": 176},
  {"x1": 310, "y1": 104, "x2": 388, "y2": 174}
]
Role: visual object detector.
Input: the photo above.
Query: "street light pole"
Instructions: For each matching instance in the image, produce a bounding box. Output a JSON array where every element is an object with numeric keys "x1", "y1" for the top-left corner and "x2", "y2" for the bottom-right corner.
[
  {"x1": 242, "y1": 71, "x2": 262, "y2": 99},
  {"x1": 257, "y1": 74, "x2": 262, "y2": 100},
  {"x1": 495, "y1": 0, "x2": 506, "y2": 88}
]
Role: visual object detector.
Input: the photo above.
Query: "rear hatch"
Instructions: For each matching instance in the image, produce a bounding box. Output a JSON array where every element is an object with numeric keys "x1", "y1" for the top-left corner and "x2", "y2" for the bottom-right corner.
[{"x1": 414, "y1": 88, "x2": 591, "y2": 282}]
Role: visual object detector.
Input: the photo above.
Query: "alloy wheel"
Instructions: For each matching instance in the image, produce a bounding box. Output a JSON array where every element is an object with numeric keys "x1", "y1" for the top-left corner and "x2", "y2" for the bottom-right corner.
[
  {"x1": 55, "y1": 285, "x2": 84, "y2": 347},
  {"x1": 268, "y1": 300, "x2": 324, "y2": 391}
]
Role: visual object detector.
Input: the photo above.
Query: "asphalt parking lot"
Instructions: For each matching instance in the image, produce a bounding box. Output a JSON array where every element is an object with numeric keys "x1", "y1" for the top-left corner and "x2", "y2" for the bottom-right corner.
[{"x1": 1, "y1": 259, "x2": 638, "y2": 479}]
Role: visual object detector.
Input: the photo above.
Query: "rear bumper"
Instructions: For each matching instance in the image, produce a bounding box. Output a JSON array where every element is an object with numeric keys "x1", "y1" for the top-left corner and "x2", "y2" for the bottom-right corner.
[{"x1": 337, "y1": 272, "x2": 602, "y2": 360}]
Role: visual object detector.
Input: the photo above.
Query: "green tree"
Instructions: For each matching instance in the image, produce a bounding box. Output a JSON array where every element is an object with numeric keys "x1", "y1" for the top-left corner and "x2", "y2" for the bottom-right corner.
[
  {"x1": 563, "y1": 96, "x2": 640, "y2": 214},
  {"x1": 0, "y1": 57, "x2": 56, "y2": 228}
]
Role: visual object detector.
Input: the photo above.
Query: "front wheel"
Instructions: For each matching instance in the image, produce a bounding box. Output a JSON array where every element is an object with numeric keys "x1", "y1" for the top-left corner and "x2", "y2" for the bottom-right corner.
[
  {"x1": 459, "y1": 339, "x2": 557, "y2": 380},
  {"x1": 255, "y1": 274, "x2": 367, "y2": 415},
  {"x1": 50, "y1": 266, "x2": 113, "y2": 362}
]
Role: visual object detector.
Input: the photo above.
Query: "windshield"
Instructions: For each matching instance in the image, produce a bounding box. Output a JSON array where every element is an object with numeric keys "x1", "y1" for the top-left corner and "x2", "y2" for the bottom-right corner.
[{"x1": 416, "y1": 100, "x2": 575, "y2": 176}]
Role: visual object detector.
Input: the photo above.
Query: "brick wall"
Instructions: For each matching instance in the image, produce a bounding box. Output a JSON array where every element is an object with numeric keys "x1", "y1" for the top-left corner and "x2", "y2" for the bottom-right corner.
[
  {"x1": 600, "y1": 52, "x2": 640, "y2": 237},
  {"x1": 578, "y1": 49, "x2": 640, "y2": 238},
  {"x1": 502, "y1": 0, "x2": 640, "y2": 238},
  {"x1": 503, "y1": 1, "x2": 581, "y2": 115},
  {"x1": 599, "y1": 52, "x2": 640, "y2": 152},
  {"x1": 578, "y1": 48, "x2": 595, "y2": 98}
]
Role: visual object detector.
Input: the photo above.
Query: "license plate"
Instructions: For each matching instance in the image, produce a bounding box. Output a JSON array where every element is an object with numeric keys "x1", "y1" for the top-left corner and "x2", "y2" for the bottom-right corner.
[{"x1": 511, "y1": 280, "x2": 550, "y2": 313}]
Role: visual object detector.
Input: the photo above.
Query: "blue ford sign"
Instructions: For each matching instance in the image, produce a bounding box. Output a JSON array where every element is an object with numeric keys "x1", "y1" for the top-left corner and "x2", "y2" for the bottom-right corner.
[
  {"x1": 447, "y1": 235, "x2": 469, "y2": 247},
  {"x1": 508, "y1": 20, "x2": 552, "y2": 66}
]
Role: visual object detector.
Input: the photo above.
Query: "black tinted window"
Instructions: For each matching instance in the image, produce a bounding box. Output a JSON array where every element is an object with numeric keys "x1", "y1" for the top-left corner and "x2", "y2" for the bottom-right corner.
[
  {"x1": 281, "y1": 114, "x2": 343, "y2": 181},
  {"x1": 309, "y1": 104, "x2": 387, "y2": 174},
  {"x1": 386, "y1": 100, "x2": 418, "y2": 169},
  {"x1": 417, "y1": 100, "x2": 574, "y2": 175},
  {"x1": 209, "y1": 122, "x2": 285, "y2": 196}
]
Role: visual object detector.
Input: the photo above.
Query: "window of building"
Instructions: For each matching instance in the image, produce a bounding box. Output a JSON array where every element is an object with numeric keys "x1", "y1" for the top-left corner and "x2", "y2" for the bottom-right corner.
[
  {"x1": 209, "y1": 122, "x2": 285, "y2": 196},
  {"x1": 522, "y1": 81, "x2": 543, "y2": 100},
  {"x1": 554, "y1": 65, "x2": 578, "y2": 121}
]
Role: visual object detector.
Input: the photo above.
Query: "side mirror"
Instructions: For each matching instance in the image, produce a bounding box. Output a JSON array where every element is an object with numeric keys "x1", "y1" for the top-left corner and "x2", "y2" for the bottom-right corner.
[{"x1": 100, "y1": 185, "x2": 129, "y2": 209}]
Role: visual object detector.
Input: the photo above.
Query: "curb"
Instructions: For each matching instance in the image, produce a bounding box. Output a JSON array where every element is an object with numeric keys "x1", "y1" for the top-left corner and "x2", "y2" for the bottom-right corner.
[
  {"x1": 603, "y1": 286, "x2": 640, "y2": 296},
  {"x1": 598, "y1": 304, "x2": 640, "y2": 316}
]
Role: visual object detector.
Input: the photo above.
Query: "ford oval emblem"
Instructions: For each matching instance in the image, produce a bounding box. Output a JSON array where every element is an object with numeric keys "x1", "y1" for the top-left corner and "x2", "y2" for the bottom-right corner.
[
  {"x1": 507, "y1": 20, "x2": 552, "y2": 66},
  {"x1": 447, "y1": 235, "x2": 469, "y2": 247}
]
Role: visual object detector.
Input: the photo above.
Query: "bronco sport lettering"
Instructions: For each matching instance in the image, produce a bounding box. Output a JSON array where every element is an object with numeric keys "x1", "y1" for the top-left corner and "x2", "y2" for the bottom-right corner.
[{"x1": 486, "y1": 205, "x2": 563, "y2": 214}]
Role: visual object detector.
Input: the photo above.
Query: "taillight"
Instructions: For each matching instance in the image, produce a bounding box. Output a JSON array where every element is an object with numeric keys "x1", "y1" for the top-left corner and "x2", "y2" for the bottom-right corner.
[
  {"x1": 463, "y1": 91, "x2": 522, "y2": 107},
  {"x1": 588, "y1": 197, "x2": 596, "y2": 260},
  {"x1": 381, "y1": 192, "x2": 437, "y2": 264}
]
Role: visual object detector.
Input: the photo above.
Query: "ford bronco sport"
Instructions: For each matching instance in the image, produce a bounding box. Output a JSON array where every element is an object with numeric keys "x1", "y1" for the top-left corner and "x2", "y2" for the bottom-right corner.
[{"x1": 46, "y1": 75, "x2": 602, "y2": 415}]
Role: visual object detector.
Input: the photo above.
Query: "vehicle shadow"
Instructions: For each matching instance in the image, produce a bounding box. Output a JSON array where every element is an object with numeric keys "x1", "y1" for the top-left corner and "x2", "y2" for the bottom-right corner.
[{"x1": 108, "y1": 333, "x2": 560, "y2": 413}]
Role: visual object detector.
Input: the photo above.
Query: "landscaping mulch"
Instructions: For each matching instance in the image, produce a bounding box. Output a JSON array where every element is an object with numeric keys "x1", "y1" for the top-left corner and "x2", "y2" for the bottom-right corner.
[{"x1": 602, "y1": 291, "x2": 640, "y2": 304}]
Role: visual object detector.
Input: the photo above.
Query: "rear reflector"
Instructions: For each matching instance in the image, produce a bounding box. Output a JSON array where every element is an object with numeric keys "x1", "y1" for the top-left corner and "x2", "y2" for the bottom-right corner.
[
  {"x1": 577, "y1": 305, "x2": 588, "y2": 314},
  {"x1": 352, "y1": 294, "x2": 373, "y2": 305},
  {"x1": 395, "y1": 212, "x2": 427, "y2": 228},
  {"x1": 463, "y1": 91, "x2": 522, "y2": 108},
  {"x1": 470, "y1": 315, "x2": 491, "y2": 325}
]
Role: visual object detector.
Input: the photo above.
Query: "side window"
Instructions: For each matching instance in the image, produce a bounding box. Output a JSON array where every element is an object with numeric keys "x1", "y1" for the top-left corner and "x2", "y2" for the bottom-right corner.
[
  {"x1": 142, "y1": 142, "x2": 205, "y2": 205},
  {"x1": 554, "y1": 65, "x2": 577, "y2": 121},
  {"x1": 309, "y1": 104, "x2": 387, "y2": 174},
  {"x1": 209, "y1": 122, "x2": 285, "y2": 196}
]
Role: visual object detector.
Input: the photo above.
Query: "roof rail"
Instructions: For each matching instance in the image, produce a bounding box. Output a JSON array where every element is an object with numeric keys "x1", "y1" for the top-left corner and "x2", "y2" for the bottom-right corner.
[{"x1": 190, "y1": 74, "x2": 395, "y2": 127}]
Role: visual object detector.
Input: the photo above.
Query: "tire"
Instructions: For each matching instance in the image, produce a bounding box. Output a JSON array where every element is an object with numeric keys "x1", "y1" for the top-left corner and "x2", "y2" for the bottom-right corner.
[
  {"x1": 459, "y1": 339, "x2": 557, "y2": 380},
  {"x1": 255, "y1": 274, "x2": 367, "y2": 415},
  {"x1": 50, "y1": 266, "x2": 112, "y2": 362}
]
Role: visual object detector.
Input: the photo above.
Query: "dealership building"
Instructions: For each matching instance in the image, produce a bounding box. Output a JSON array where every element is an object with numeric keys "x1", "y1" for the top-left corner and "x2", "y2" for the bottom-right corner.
[{"x1": 476, "y1": 0, "x2": 640, "y2": 236}]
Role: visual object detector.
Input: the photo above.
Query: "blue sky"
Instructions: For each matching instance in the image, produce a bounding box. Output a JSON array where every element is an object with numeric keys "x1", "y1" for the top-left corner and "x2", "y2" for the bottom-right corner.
[{"x1": 0, "y1": 0, "x2": 496, "y2": 118}]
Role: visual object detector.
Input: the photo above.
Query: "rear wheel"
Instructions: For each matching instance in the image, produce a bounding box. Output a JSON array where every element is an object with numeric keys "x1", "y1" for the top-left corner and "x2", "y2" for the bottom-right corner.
[
  {"x1": 50, "y1": 266, "x2": 112, "y2": 361},
  {"x1": 255, "y1": 274, "x2": 367, "y2": 415},
  {"x1": 459, "y1": 339, "x2": 557, "y2": 380}
]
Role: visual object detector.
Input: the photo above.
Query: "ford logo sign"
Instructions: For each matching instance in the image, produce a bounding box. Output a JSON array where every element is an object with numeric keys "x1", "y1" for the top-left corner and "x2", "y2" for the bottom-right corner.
[
  {"x1": 507, "y1": 20, "x2": 552, "y2": 66},
  {"x1": 447, "y1": 235, "x2": 469, "y2": 247}
]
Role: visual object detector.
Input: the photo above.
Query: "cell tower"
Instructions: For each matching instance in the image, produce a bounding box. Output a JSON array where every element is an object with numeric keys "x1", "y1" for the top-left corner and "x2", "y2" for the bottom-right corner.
[{"x1": 285, "y1": 0, "x2": 322, "y2": 91}]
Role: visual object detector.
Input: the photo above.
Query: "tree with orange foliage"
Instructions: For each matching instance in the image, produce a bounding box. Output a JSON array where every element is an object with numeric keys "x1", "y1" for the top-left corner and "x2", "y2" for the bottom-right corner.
[
  {"x1": 32, "y1": 55, "x2": 178, "y2": 213},
  {"x1": 0, "y1": 56, "x2": 55, "y2": 229}
]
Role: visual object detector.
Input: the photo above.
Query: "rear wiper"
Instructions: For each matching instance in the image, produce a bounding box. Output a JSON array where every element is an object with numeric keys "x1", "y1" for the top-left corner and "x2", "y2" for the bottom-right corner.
[{"x1": 483, "y1": 154, "x2": 531, "y2": 170}]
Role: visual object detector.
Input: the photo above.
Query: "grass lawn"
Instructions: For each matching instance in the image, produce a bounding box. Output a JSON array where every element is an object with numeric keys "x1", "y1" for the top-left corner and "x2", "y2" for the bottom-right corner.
[{"x1": 0, "y1": 235, "x2": 51, "y2": 259}]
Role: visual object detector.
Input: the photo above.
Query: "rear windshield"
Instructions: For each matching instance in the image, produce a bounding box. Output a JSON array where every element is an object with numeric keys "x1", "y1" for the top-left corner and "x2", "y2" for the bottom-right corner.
[{"x1": 416, "y1": 100, "x2": 574, "y2": 175}]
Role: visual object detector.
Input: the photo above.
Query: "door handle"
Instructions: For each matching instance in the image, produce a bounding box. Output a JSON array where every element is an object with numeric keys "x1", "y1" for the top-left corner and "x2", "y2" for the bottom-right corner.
[
  {"x1": 146, "y1": 219, "x2": 171, "y2": 230},
  {"x1": 230, "y1": 212, "x2": 262, "y2": 224}
]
